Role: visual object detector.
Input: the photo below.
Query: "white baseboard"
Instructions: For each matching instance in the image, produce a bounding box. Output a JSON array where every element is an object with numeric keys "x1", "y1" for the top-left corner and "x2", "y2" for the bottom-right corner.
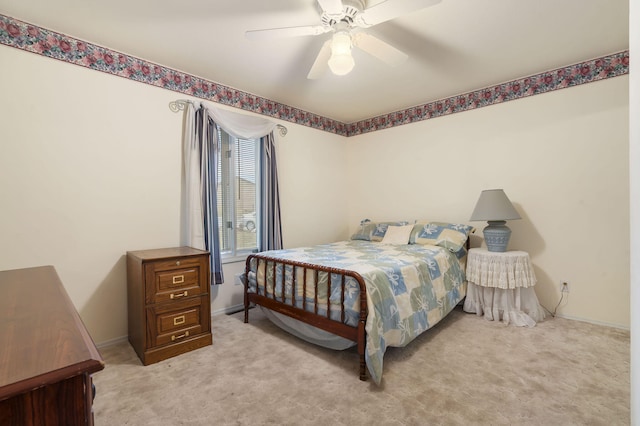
[
  {"x1": 97, "y1": 335, "x2": 128, "y2": 349},
  {"x1": 212, "y1": 303, "x2": 245, "y2": 316},
  {"x1": 96, "y1": 305, "x2": 629, "y2": 349},
  {"x1": 554, "y1": 313, "x2": 630, "y2": 331}
]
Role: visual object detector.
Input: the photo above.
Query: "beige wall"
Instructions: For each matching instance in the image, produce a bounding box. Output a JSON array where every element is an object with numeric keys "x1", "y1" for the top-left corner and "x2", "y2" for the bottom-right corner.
[
  {"x1": 0, "y1": 42, "x2": 630, "y2": 345},
  {"x1": 2, "y1": 46, "x2": 181, "y2": 344},
  {"x1": 0, "y1": 45, "x2": 348, "y2": 343},
  {"x1": 347, "y1": 76, "x2": 630, "y2": 328}
]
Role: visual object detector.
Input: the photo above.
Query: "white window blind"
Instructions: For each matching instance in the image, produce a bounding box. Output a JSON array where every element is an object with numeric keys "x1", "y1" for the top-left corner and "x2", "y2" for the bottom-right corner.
[{"x1": 216, "y1": 127, "x2": 259, "y2": 259}]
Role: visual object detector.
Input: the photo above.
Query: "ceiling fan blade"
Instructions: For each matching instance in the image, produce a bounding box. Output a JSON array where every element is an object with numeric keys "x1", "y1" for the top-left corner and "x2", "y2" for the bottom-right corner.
[
  {"x1": 358, "y1": 0, "x2": 441, "y2": 27},
  {"x1": 317, "y1": 0, "x2": 344, "y2": 16},
  {"x1": 246, "y1": 25, "x2": 330, "y2": 40},
  {"x1": 307, "y1": 40, "x2": 332, "y2": 79},
  {"x1": 353, "y1": 32, "x2": 408, "y2": 66}
]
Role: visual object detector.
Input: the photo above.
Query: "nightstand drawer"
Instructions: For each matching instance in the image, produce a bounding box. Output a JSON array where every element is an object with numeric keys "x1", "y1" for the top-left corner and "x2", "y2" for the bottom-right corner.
[
  {"x1": 144, "y1": 256, "x2": 208, "y2": 304},
  {"x1": 148, "y1": 296, "x2": 209, "y2": 347},
  {"x1": 158, "y1": 306, "x2": 200, "y2": 334},
  {"x1": 158, "y1": 267, "x2": 199, "y2": 290}
]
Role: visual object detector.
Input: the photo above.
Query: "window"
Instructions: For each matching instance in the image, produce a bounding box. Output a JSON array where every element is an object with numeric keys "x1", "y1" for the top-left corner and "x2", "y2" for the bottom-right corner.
[{"x1": 216, "y1": 127, "x2": 260, "y2": 261}]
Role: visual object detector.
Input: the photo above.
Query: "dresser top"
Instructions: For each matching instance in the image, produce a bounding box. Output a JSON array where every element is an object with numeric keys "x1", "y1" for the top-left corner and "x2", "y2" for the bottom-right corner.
[
  {"x1": 0, "y1": 266, "x2": 104, "y2": 400},
  {"x1": 127, "y1": 246, "x2": 209, "y2": 261}
]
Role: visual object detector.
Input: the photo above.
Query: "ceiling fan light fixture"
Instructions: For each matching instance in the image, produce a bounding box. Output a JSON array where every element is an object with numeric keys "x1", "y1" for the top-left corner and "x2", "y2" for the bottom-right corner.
[
  {"x1": 328, "y1": 52, "x2": 355, "y2": 75},
  {"x1": 328, "y1": 30, "x2": 354, "y2": 76}
]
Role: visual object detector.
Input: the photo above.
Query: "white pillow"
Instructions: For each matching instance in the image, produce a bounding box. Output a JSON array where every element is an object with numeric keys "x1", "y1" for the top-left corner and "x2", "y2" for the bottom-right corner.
[{"x1": 380, "y1": 224, "x2": 413, "y2": 245}]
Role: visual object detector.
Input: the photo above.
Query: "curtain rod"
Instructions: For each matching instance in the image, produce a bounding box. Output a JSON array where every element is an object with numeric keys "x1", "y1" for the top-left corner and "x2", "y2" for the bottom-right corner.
[{"x1": 169, "y1": 100, "x2": 288, "y2": 137}]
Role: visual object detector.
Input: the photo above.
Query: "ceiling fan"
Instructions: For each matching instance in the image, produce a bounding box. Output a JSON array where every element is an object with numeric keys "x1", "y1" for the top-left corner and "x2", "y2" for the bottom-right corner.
[{"x1": 245, "y1": 0, "x2": 441, "y2": 78}]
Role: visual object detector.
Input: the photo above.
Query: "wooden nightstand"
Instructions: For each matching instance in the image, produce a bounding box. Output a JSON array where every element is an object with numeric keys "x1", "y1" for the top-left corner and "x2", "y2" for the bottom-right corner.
[
  {"x1": 127, "y1": 247, "x2": 212, "y2": 365},
  {"x1": 463, "y1": 248, "x2": 545, "y2": 326}
]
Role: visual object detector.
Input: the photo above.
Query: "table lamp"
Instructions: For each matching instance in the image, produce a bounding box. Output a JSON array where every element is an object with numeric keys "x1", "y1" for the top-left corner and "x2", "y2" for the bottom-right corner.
[{"x1": 470, "y1": 189, "x2": 521, "y2": 252}]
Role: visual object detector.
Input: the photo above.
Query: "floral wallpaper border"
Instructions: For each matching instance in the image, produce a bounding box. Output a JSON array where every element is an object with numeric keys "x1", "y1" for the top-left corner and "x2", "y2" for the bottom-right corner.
[
  {"x1": 349, "y1": 51, "x2": 629, "y2": 136},
  {"x1": 0, "y1": 14, "x2": 629, "y2": 137}
]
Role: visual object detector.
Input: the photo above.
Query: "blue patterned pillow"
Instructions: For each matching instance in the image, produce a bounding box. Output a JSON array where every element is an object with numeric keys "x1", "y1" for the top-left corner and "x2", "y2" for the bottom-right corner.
[
  {"x1": 351, "y1": 219, "x2": 376, "y2": 241},
  {"x1": 413, "y1": 222, "x2": 475, "y2": 252},
  {"x1": 351, "y1": 219, "x2": 410, "y2": 242}
]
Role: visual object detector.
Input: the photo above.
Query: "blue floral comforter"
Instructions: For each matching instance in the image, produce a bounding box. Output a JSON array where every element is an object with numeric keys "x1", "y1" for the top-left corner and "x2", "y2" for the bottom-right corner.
[{"x1": 247, "y1": 240, "x2": 467, "y2": 384}]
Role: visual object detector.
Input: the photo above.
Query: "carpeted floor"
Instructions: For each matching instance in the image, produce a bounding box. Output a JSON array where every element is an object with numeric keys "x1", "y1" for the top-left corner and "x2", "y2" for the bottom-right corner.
[{"x1": 93, "y1": 307, "x2": 629, "y2": 425}]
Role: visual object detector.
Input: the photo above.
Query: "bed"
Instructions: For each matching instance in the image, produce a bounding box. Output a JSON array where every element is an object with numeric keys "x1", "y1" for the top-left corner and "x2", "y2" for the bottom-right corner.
[{"x1": 243, "y1": 220, "x2": 474, "y2": 384}]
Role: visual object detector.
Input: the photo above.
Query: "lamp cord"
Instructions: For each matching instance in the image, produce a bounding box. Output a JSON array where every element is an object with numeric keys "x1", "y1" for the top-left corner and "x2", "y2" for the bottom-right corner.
[{"x1": 541, "y1": 292, "x2": 567, "y2": 318}]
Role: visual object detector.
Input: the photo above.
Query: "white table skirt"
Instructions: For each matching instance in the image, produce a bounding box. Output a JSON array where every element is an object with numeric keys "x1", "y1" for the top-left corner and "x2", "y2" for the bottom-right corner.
[
  {"x1": 463, "y1": 282, "x2": 546, "y2": 327},
  {"x1": 466, "y1": 249, "x2": 536, "y2": 289}
]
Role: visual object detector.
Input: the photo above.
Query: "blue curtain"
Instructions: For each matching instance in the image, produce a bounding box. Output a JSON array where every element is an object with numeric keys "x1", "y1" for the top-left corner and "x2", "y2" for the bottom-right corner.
[
  {"x1": 196, "y1": 106, "x2": 224, "y2": 284},
  {"x1": 259, "y1": 132, "x2": 283, "y2": 251}
]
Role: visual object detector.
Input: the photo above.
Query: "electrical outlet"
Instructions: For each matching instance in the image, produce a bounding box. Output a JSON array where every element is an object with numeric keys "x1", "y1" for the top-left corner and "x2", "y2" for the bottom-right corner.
[{"x1": 561, "y1": 281, "x2": 570, "y2": 293}]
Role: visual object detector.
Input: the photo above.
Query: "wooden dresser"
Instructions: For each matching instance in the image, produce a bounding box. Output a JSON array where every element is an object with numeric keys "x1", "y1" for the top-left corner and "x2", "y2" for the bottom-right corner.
[
  {"x1": 127, "y1": 247, "x2": 212, "y2": 365},
  {"x1": 0, "y1": 266, "x2": 104, "y2": 425}
]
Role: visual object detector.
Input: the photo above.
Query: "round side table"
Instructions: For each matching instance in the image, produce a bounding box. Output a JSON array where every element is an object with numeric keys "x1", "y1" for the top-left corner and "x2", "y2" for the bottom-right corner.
[{"x1": 463, "y1": 248, "x2": 545, "y2": 326}]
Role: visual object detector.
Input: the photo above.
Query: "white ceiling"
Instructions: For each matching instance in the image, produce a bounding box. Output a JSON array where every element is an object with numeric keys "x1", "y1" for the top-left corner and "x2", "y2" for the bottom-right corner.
[{"x1": 0, "y1": 0, "x2": 629, "y2": 123}]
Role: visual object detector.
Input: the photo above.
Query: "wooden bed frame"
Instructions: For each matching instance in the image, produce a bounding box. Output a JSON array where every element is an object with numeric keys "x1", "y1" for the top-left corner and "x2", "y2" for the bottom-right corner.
[
  {"x1": 243, "y1": 240, "x2": 470, "y2": 381},
  {"x1": 244, "y1": 255, "x2": 369, "y2": 380}
]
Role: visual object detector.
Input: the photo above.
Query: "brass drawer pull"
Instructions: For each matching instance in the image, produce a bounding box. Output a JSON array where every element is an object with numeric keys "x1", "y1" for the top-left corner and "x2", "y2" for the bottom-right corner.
[
  {"x1": 171, "y1": 331, "x2": 190, "y2": 341},
  {"x1": 170, "y1": 290, "x2": 188, "y2": 299},
  {"x1": 172, "y1": 275, "x2": 185, "y2": 284},
  {"x1": 173, "y1": 315, "x2": 186, "y2": 326}
]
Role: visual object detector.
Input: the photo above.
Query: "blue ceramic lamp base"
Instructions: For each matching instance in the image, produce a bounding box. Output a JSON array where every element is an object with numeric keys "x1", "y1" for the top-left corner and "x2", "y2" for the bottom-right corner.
[{"x1": 483, "y1": 220, "x2": 512, "y2": 252}]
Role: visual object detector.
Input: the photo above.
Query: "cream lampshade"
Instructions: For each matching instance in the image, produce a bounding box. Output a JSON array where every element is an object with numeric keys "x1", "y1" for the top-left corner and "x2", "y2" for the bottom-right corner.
[{"x1": 470, "y1": 189, "x2": 521, "y2": 252}]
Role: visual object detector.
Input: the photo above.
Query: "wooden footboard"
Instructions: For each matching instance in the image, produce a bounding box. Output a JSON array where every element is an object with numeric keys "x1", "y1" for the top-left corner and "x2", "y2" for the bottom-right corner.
[{"x1": 244, "y1": 254, "x2": 369, "y2": 380}]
